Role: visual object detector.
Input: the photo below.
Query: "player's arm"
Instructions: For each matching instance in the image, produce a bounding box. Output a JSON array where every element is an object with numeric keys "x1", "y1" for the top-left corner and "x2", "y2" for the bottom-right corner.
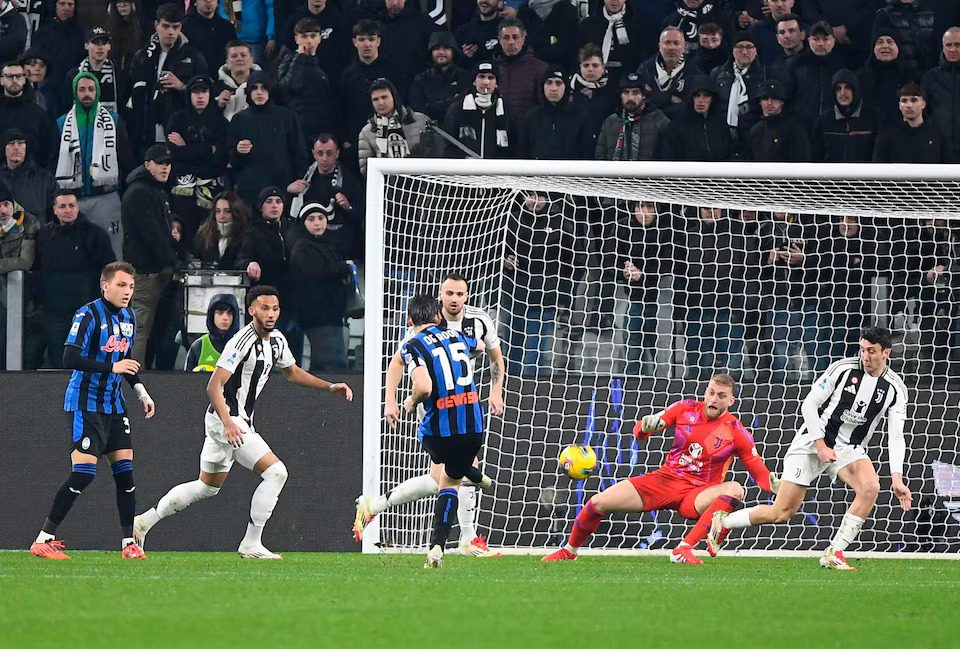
[
  {"x1": 632, "y1": 400, "x2": 685, "y2": 441},
  {"x1": 207, "y1": 367, "x2": 245, "y2": 448},
  {"x1": 404, "y1": 365, "x2": 432, "y2": 413},
  {"x1": 486, "y1": 344, "x2": 505, "y2": 416},
  {"x1": 385, "y1": 350, "x2": 404, "y2": 428},
  {"x1": 733, "y1": 423, "x2": 777, "y2": 493},
  {"x1": 280, "y1": 364, "x2": 353, "y2": 400},
  {"x1": 122, "y1": 369, "x2": 155, "y2": 419},
  {"x1": 887, "y1": 391, "x2": 912, "y2": 511},
  {"x1": 802, "y1": 363, "x2": 843, "y2": 463}
]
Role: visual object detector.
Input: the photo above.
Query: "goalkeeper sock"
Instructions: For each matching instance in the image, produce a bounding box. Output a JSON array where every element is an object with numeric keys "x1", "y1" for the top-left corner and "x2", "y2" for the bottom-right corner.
[
  {"x1": 567, "y1": 500, "x2": 604, "y2": 552},
  {"x1": 430, "y1": 488, "x2": 459, "y2": 549},
  {"x1": 111, "y1": 460, "x2": 136, "y2": 539},
  {"x1": 457, "y1": 486, "x2": 477, "y2": 544},
  {"x1": 683, "y1": 495, "x2": 740, "y2": 548},
  {"x1": 722, "y1": 506, "x2": 757, "y2": 530},
  {"x1": 154, "y1": 480, "x2": 222, "y2": 520},
  {"x1": 370, "y1": 473, "x2": 439, "y2": 516},
  {"x1": 828, "y1": 512, "x2": 866, "y2": 553},
  {"x1": 43, "y1": 463, "x2": 97, "y2": 535}
]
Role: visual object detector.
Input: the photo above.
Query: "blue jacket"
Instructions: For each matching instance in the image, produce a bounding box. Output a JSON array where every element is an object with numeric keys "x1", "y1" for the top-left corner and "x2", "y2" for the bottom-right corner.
[{"x1": 221, "y1": 0, "x2": 274, "y2": 44}]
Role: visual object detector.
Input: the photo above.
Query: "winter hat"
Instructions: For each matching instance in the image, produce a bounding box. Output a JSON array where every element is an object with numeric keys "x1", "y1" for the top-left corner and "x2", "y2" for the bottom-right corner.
[
  {"x1": 186, "y1": 75, "x2": 213, "y2": 93},
  {"x1": 872, "y1": 25, "x2": 902, "y2": 45},
  {"x1": 299, "y1": 201, "x2": 333, "y2": 220},
  {"x1": 756, "y1": 81, "x2": 786, "y2": 101},
  {"x1": 619, "y1": 71, "x2": 644, "y2": 91},
  {"x1": 257, "y1": 186, "x2": 284, "y2": 211},
  {"x1": 428, "y1": 31, "x2": 457, "y2": 51},
  {"x1": 732, "y1": 31, "x2": 757, "y2": 48},
  {"x1": 1, "y1": 128, "x2": 27, "y2": 148},
  {"x1": 0, "y1": 182, "x2": 13, "y2": 205},
  {"x1": 475, "y1": 61, "x2": 499, "y2": 81}
]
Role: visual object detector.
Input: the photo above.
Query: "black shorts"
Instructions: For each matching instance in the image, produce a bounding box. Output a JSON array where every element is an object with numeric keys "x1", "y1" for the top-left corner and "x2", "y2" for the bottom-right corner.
[
  {"x1": 70, "y1": 411, "x2": 132, "y2": 457},
  {"x1": 420, "y1": 433, "x2": 484, "y2": 481}
]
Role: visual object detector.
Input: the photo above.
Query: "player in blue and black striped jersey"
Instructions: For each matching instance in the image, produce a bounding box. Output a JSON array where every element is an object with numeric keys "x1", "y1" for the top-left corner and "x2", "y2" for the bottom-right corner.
[
  {"x1": 400, "y1": 295, "x2": 486, "y2": 568},
  {"x1": 30, "y1": 262, "x2": 157, "y2": 561}
]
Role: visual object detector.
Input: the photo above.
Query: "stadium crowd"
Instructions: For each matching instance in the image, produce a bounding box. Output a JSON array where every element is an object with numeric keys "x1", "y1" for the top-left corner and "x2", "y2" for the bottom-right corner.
[{"x1": 0, "y1": 0, "x2": 958, "y2": 378}]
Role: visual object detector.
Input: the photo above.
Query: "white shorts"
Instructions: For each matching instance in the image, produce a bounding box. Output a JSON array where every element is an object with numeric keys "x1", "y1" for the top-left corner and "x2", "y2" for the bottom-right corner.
[
  {"x1": 782, "y1": 434, "x2": 871, "y2": 487},
  {"x1": 200, "y1": 412, "x2": 273, "y2": 474}
]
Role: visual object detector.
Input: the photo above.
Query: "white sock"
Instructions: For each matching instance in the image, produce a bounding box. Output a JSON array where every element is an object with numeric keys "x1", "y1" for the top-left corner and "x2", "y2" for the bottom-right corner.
[
  {"x1": 370, "y1": 473, "x2": 439, "y2": 516},
  {"x1": 723, "y1": 507, "x2": 756, "y2": 530},
  {"x1": 122, "y1": 537, "x2": 134, "y2": 548},
  {"x1": 155, "y1": 480, "x2": 221, "y2": 521},
  {"x1": 828, "y1": 512, "x2": 866, "y2": 553},
  {"x1": 457, "y1": 486, "x2": 477, "y2": 545},
  {"x1": 563, "y1": 543, "x2": 578, "y2": 555},
  {"x1": 243, "y1": 462, "x2": 288, "y2": 547},
  {"x1": 36, "y1": 531, "x2": 55, "y2": 544}
]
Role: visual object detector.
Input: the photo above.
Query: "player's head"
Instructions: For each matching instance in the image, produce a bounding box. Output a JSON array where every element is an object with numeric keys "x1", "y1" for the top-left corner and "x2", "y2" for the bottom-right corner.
[
  {"x1": 859, "y1": 326, "x2": 892, "y2": 375},
  {"x1": 407, "y1": 294, "x2": 441, "y2": 327},
  {"x1": 703, "y1": 374, "x2": 735, "y2": 420},
  {"x1": 247, "y1": 285, "x2": 280, "y2": 332},
  {"x1": 439, "y1": 273, "x2": 469, "y2": 318},
  {"x1": 100, "y1": 261, "x2": 136, "y2": 308}
]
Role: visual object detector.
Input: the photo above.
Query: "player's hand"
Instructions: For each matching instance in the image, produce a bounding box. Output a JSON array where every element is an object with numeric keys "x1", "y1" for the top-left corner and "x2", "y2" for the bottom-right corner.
[
  {"x1": 769, "y1": 471, "x2": 781, "y2": 494},
  {"x1": 488, "y1": 390, "x2": 504, "y2": 416},
  {"x1": 403, "y1": 395, "x2": 416, "y2": 414},
  {"x1": 140, "y1": 395, "x2": 156, "y2": 419},
  {"x1": 225, "y1": 419, "x2": 244, "y2": 448},
  {"x1": 816, "y1": 444, "x2": 837, "y2": 463},
  {"x1": 329, "y1": 382, "x2": 353, "y2": 401},
  {"x1": 893, "y1": 478, "x2": 912, "y2": 512},
  {"x1": 113, "y1": 359, "x2": 141, "y2": 375},
  {"x1": 384, "y1": 401, "x2": 400, "y2": 429}
]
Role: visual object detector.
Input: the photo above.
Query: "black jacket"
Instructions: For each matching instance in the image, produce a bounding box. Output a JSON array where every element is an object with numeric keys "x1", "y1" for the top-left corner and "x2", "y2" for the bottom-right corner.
[
  {"x1": 710, "y1": 58, "x2": 772, "y2": 147},
  {"x1": 516, "y1": 1, "x2": 579, "y2": 70},
  {"x1": 289, "y1": 231, "x2": 351, "y2": 328},
  {"x1": 376, "y1": 4, "x2": 437, "y2": 98},
  {"x1": 816, "y1": 69, "x2": 878, "y2": 162},
  {"x1": 873, "y1": 118, "x2": 947, "y2": 162},
  {"x1": 236, "y1": 215, "x2": 293, "y2": 299},
  {"x1": 442, "y1": 91, "x2": 515, "y2": 158},
  {"x1": 454, "y1": 13, "x2": 502, "y2": 64},
  {"x1": 180, "y1": 7, "x2": 237, "y2": 83},
  {"x1": 121, "y1": 165, "x2": 179, "y2": 273},
  {"x1": 277, "y1": 46, "x2": 338, "y2": 141},
  {"x1": 922, "y1": 56, "x2": 960, "y2": 163},
  {"x1": 569, "y1": 73, "x2": 618, "y2": 140},
  {"x1": 409, "y1": 63, "x2": 471, "y2": 122},
  {"x1": 518, "y1": 89, "x2": 594, "y2": 160},
  {"x1": 857, "y1": 54, "x2": 920, "y2": 129},
  {"x1": 34, "y1": 213, "x2": 115, "y2": 317},
  {"x1": 785, "y1": 49, "x2": 845, "y2": 130},
  {"x1": 0, "y1": 88, "x2": 58, "y2": 169},
  {"x1": 637, "y1": 54, "x2": 703, "y2": 120},
  {"x1": 615, "y1": 210, "x2": 673, "y2": 304},
  {"x1": 0, "y1": 158, "x2": 56, "y2": 222},
  {"x1": 165, "y1": 101, "x2": 228, "y2": 181},
  {"x1": 747, "y1": 112, "x2": 813, "y2": 162},
  {"x1": 31, "y1": 16, "x2": 86, "y2": 98},
  {"x1": 337, "y1": 56, "x2": 398, "y2": 145},
  {"x1": 281, "y1": 4, "x2": 351, "y2": 82},
  {"x1": 0, "y1": 2, "x2": 28, "y2": 62},
  {"x1": 659, "y1": 75, "x2": 734, "y2": 161},
  {"x1": 577, "y1": 9, "x2": 654, "y2": 84}
]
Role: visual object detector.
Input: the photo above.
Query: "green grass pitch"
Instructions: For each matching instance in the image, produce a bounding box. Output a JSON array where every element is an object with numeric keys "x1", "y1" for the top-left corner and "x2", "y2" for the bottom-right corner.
[{"x1": 2, "y1": 552, "x2": 958, "y2": 649}]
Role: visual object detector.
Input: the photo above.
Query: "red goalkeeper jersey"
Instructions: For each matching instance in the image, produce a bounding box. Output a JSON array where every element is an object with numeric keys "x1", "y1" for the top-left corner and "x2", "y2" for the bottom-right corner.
[{"x1": 656, "y1": 399, "x2": 771, "y2": 489}]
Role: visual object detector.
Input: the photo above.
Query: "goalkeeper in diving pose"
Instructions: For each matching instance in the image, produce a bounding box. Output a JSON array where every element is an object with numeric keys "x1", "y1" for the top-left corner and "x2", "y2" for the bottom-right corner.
[{"x1": 542, "y1": 374, "x2": 779, "y2": 563}]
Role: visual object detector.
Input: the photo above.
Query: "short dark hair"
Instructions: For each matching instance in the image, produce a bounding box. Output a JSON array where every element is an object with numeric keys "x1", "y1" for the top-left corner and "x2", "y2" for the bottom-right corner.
[
  {"x1": 441, "y1": 273, "x2": 469, "y2": 291},
  {"x1": 155, "y1": 2, "x2": 184, "y2": 23},
  {"x1": 578, "y1": 43, "x2": 602, "y2": 63},
  {"x1": 353, "y1": 19, "x2": 381, "y2": 38},
  {"x1": 699, "y1": 22, "x2": 722, "y2": 36},
  {"x1": 313, "y1": 133, "x2": 340, "y2": 148},
  {"x1": 225, "y1": 39, "x2": 251, "y2": 55},
  {"x1": 101, "y1": 261, "x2": 136, "y2": 284},
  {"x1": 776, "y1": 13, "x2": 802, "y2": 28},
  {"x1": 295, "y1": 17, "x2": 322, "y2": 34},
  {"x1": 498, "y1": 17, "x2": 525, "y2": 35},
  {"x1": 247, "y1": 285, "x2": 280, "y2": 308},
  {"x1": 899, "y1": 81, "x2": 926, "y2": 99},
  {"x1": 1, "y1": 60, "x2": 23, "y2": 73},
  {"x1": 370, "y1": 77, "x2": 394, "y2": 98},
  {"x1": 54, "y1": 187, "x2": 79, "y2": 203},
  {"x1": 407, "y1": 294, "x2": 440, "y2": 326},
  {"x1": 860, "y1": 326, "x2": 893, "y2": 350}
]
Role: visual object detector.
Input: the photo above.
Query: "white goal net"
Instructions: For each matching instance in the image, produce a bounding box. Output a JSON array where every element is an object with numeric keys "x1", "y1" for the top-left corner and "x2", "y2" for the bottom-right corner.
[{"x1": 362, "y1": 160, "x2": 960, "y2": 556}]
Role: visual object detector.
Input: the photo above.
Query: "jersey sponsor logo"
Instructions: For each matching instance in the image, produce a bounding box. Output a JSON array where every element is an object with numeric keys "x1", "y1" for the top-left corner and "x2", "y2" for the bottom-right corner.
[
  {"x1": 840, "y1": 408, "x2": 868, "y2": 425},
  {"x1": 100, "y1": 334, "x2": 130, "y2": 353},
  {"x1": 435, "y1": 390, "x2": 479, "y2": 410},
  {"x1": 688, "y1": 442, "x2": 703, "y2": 459},
  {"x1": 120, "y1": 322, "x2": 133, "y2": 337}
]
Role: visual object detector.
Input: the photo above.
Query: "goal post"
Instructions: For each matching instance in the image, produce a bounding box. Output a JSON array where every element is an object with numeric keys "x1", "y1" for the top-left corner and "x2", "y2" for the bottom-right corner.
[{"x1": 363, "y1": 159, "x2": 960, "y2": 557}]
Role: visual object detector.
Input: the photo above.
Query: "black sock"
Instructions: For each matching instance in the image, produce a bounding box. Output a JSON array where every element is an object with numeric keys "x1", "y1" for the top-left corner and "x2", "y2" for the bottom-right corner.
[
  {"x1": 111, "y1": 460, "x2": 136, "y2": 539},
  {"x1": 465, "y1": 466, "x2": 484, "y2": 484},
  {"x1": 430, "y1": 488, "x2": 459, "y2": 549},
  {"x1": 44, "y1": 463, "x2": 97, "y2": 535}
]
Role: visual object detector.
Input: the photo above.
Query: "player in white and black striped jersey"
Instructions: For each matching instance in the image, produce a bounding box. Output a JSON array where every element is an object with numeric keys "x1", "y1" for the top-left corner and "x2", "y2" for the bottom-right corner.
[
  {"x1": 354, "y1": 273, "x2": 506, "y2": 557},
  {"x1": 709, "y1": 327, "x2": 913, "y2": 570},
  {"x1": 134, "y1": 286, "x2": 353, "y2": 558}
]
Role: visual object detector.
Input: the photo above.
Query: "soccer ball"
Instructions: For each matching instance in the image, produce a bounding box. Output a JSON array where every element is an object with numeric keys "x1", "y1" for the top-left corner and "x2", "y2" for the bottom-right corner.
[{"x1": 558, "y1": 445, "x2": 598, "y2": 480}]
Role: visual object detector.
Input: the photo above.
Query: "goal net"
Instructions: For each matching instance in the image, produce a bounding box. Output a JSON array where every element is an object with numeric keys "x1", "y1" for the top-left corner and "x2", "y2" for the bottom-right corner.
[{"x1": 362, "y1": 160, "x2": 960, "y2": 557}]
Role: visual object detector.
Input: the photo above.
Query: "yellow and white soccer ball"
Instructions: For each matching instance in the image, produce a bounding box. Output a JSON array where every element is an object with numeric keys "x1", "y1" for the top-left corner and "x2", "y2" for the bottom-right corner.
[{"x1": 559, "y1": 445, "x2": 598, "y2": 480}]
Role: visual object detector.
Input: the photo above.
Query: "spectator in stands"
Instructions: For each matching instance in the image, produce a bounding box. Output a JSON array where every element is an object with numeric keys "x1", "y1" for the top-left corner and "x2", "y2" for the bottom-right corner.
[
  {"x1": 0, "y1": 181, "x2": 41, "y2": 368},
  {"x1": 181, "y1": 0, "x2": 237, "y2": 81},
  {"x1": 501, "y1": 191, "x2": 580, "y2": 377},
  {"x1": 772, "y1": 13, "x2": 808, "y2": 75},
  {"x1": 0, "y1": 0, "x2": 29, "y2": 63},
  {"x1": 746, "y1": 81, "x2": 813, "y2": 161},
  {"x1": 787, "y1": 21, "x2": 844, "y2": 130},
  {"x1": 55, "y1": 72, "x2": 133, "y2": 259},
  {"x1": 34, "y1": 187, "x2": 115, "y2": 367},
  {"x1": 638, "y1": 26, "x2": 702, "y2": 120},
  {"x1": 184, "y1": 293, "x2": 241, "y2": 370},
  {"x1": 659, "y1": 74, "x2": 733, "y2": 161},
  {"x1": 595, "y1": 72, "x2": 670, "y2": 161},
  {"x1": 816, "y1": 68, "x2": 878, "y2": 162},
  {"x1": 668, "y1": 0, "x2": 731, "y2": 52},
  {"x1": 289, "y1": 201, "x2": 352, "y2": 370},
  {"x1": 22, "y1": 49, "x2": 58, "y2": 116},
  {"x1": 518, "y1": 69, "x2": 594, "y2": 159},
  {"x1": 194, "y1": 190, "x2": 249, "y2": 269},
  {"x1": 128, "y1": 3, "x2": 209, "y2": 153},
  {"x1": 357, "y1": 77, "x2": 437, "y2": 177},
  {"x1": 166, "y1": 75, "x2": 228, "y2": 249},
  {"x1": 803, "y1": 0, "x2": 877, "y2": 69},
  {"x1": 63, "y1": 28, "x2": 126, "y2": 116},
  {"x1": 213, "y1": 40, "x2": 261, "y2": 121},
  {"x1": 576, "y1": 0, "x2": 653, "y2": 85},
  {"x1": 0, "y1": 61, "x2": 59, "y2": 170},
  {"x1": 376, "y1": 0, "x2": 437, "y2": 99},
  {"x1": 922, "y1": 27, "x2": 960, "y2": 163},
  {"x1": 229, "y1": 0, "x2": 277, "y2": 63},
  {"x1": 516, "y1": 0, "x2": 579, "y2": 70},
  {"x1": 873, "y1": 81, "x2": 947, "y2": 161},
  {"x1": 409, "y1": 31, "x2": 470, "y2": 122},
  {"x1": 455, "y1": 0, "x2": 504, "y2": 64},
  {"x1": 858, "y1": 26, "x2": 919, "y2": 129},
  {"x1": 32, "y1": 0, "x2": 86, "y2": 101},
  {"x1": 748, "y1": 0, "x2": 800, "y2": 64},
  {"x1": 106, "y1": 0, "x2": 143, "y2": 72},
  {"x1": 228, "y1": 70, "x2": 308, "y2": 208},
  {"x1": 569, "y1": 43, "x2": 618, "y2": 140},
  {"x1": 712, "y1": 31, "x2": 769, "y2": 155},
  {"x1": 1, "y1": 128, "x2": 56, "y2": 222},
  {"x1": 339, "y1": 20, "x2": 396, "y2": 159},
  {"x1": 873, "y1": 0, "x2": 937, "y2": 72},
  {"x1": 692, "y1": 23, "x2": 729, "y2": 73},
  {"x1": 617, "y1": 201, "x2": 672, "y2": 376},
  {"x1": 121, "y1": 144, "x2": 179, "y2": 364},
  {"x1": 442, "y1": 61, "x2": 515, "y2": 158},
  {"x1": 278, "y1": 17, "x2": 338, "y2": 143},
  {"x1": 281, "y1": 0, "x2": 349, "y2": 82},
  {"x1": 494, "y1": 17, "x2": 549, "y2": 119}
]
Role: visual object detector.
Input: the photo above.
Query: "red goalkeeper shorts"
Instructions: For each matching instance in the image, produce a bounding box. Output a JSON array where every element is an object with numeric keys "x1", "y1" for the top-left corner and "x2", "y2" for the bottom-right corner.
[{"x1": 628, "y1": 470, "x2": 712, "y2": 520}]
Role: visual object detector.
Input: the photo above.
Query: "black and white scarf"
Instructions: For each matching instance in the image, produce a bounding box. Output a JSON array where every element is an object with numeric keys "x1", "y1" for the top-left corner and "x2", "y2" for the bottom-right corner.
[
  {"x1": 461, "y1": 92, "x2": 509, "y2": 155},
  {"x1": 79, "y1": 57, "x2": 117, "y2": 113},
  {"x1": 654, "y1": 53, "x2": 686, "y2": 92},
  {"x1": 601, "y1": 7, "x2": 629, "y2": 66},
  {"x1": 674, "y1": 2, "x2": 714, "y2": 43},
  {"x1": 289, "y1": 161, "x2": 344, "y2": 218},
  {"x1": 373, "y1": 111, "x2": 411, "y2": 158},
  {"x1": 55, "y1": 104, "x2": 119, "y2": 189},
  {"x1": 570, "y1": 71, "x2": 608, "y2": 99},
  {"x1": 613, "y1": 107, "x2": 644, "y2": 161},
  {"x1": 727, "y1": 63, "x2": 749, "y2": 127}
]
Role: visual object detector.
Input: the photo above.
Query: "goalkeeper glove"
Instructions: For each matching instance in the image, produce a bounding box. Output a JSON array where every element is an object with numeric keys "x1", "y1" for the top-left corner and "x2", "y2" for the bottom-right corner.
[
  {"x1": 633, "y1": 413, "x2": 665, "y2": 441},
  {"x1": 769, "y1": 472, "x2": 781, "y2": 495}
]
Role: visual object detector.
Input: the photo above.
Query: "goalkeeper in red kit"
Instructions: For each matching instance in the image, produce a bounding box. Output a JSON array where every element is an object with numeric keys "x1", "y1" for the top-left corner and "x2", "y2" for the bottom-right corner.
[{"x1": 542, "y1": 374, "x2": 780, "y2": 564}]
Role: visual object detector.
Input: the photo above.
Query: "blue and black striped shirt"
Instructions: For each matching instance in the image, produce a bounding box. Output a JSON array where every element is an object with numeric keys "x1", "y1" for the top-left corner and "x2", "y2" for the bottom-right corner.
[{"x1": 63, "y1": 298, "x2": 137, "y2": 413}]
